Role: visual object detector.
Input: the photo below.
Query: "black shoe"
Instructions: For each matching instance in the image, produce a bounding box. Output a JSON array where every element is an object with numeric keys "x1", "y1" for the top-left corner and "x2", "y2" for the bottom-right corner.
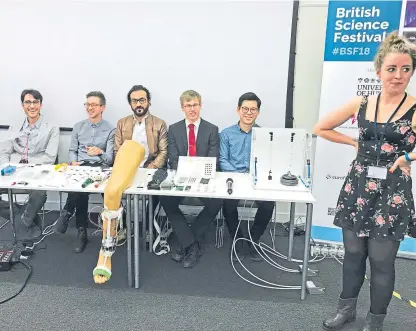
[
  {"x1": 360, "y1": 311, "x2": 385, "y2": 331},
  {"x1": 322, "y1": 297, "x2": 357, "y2": 330},
  {"x1": 247, "y1": 242, "x2": 263, "y2": 262},
  {"x1": 54, "y1": 210, "x2": 72, "y2": 234},
  {"x1": 73, "y1": 227, "x2": 87, "y2": 253},
  {"x1": 172, "y1": 243, "x2": 186, "y2": 262},
  {"x1": 15, "y1": 214, "x2": 42, "y2": 242},
  {"x1": 183, "y1": 241, "x2": 200, "y2": 268}
]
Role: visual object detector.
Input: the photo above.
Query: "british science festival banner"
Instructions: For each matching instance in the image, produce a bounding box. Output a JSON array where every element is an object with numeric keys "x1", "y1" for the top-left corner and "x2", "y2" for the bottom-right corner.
[{"x1": 312, "y1": 0, "x2": 416, "y2": 255}]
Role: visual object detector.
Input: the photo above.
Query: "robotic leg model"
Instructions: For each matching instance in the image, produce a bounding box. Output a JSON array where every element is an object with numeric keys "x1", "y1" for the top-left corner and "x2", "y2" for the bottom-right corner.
[{"x1": 93, "y1": 140, "x2": 144, "y2": 284}]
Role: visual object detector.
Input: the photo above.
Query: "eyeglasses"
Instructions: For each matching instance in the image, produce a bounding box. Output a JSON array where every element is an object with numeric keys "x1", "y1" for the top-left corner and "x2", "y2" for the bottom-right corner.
[
  {"x1": 84, "y1": 103, "x2": 101, "y2": 108},
  {"x1": 241, "y1": 107, "x2": 258, "y2": 114},
  {"x1": 182, "y1": 103, "x2": 200, "y2": 110},
  {"x1": 131, "y1": 98, "x2": 147, "y2": 105},
  {"x1": 23, "y1": 100, "x2": 41, "y2": 106}
]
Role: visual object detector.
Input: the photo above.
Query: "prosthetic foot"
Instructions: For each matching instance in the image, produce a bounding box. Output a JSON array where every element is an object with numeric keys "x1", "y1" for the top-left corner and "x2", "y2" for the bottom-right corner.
[
  {"x1": 93, "y1": 207, "x2": 122, "y2": 282},
  {"x1": 92, "y1": 140, "x2": 144, "y2": 284}
]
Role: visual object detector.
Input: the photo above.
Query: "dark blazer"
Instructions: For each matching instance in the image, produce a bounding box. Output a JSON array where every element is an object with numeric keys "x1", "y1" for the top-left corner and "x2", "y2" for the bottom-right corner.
[{"x1": 167, "y1": 118, "x2": 219, "y2": 170}]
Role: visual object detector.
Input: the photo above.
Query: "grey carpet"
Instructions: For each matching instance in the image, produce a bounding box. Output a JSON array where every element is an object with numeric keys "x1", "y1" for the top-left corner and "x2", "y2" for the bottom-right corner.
[{"x1": 0, "y1": 208, "x2": 415, "y2": 330}]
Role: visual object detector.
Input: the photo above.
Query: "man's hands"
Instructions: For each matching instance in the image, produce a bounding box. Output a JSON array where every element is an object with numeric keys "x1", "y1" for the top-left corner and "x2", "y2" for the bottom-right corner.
[{"x1": 86, "y1": 146, "x2": 103, "y2": 156}]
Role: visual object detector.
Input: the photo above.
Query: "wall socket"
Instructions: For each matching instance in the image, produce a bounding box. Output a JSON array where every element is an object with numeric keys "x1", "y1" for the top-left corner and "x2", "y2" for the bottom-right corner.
[{"x1": 311, "y1": 243, "x2": 345, "y2": 258}]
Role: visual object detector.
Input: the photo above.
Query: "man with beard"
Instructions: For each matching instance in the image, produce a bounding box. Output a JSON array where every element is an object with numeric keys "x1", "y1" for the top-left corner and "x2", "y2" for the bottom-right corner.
[
  {"x1": 54, "y1": 91, "x2": 115, "y2": 253},
  {"x1": 0, "y1": 89, "x2": 59, "y2": 238},
  {"x1": 114, "y1": 85, "x2": 168, "y2": 242},
  {"x1": 115, "y1": 85, "x2": 167, "y2": 168}
]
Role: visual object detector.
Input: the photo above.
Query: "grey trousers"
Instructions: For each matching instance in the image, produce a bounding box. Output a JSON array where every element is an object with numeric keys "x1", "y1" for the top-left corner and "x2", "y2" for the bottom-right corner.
[{"x1": 21, "y1": 190, "x2": 47, "y2": 227}]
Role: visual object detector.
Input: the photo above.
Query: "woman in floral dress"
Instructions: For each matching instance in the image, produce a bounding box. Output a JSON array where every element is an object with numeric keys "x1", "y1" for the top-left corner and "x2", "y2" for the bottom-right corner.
[{"x1": 313, "y1": 32, "x2": 416, "y2": 331}]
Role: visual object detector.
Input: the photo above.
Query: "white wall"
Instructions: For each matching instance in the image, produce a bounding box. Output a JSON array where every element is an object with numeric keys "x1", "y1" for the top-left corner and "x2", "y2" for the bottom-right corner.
[
  {"x1": 0, "y1": 0, "x2": 293, "y2": 131},
  {"x1": 293, "y1": 1, "x2": 328, "y2": 131}
]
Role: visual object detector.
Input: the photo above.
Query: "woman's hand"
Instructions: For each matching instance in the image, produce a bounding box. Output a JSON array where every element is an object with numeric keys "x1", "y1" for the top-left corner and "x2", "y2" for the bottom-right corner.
[
  {"x1": 389, "y1": 155, "x2": 411, "y2": 176},
  {"x1": 352, "y1": 140, "x2": 358, "y2": 153}
]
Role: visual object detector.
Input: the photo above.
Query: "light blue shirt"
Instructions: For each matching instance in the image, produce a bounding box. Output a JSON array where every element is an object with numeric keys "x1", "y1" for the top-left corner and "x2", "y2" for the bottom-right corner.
[
  {"x1": 68, "y1": 119, "x2": 115, "y2": 166},
  {"x1": 219, "y1": 123, "x2": 258, "y2": 173}
]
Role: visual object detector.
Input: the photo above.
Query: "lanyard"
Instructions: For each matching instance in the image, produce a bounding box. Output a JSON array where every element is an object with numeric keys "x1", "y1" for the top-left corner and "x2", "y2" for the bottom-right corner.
[{"x1": 374, "y1": 92, "x2": 407, "y2": 164}]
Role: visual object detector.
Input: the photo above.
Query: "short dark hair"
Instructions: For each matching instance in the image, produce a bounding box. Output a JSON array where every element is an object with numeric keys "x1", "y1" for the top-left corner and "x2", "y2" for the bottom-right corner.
[
  {"x1": 86, "y1": 91, "x2": 106, "y2": 105},
  {"x1": 21, "y1": 89, "x2": 43, "y2": 104},
  {"x1": 238, "y1": 92, "x2": 261, "y2": 110},
  {"x1": 127, "y1": 85, "x2": 151, "y2": 103}
]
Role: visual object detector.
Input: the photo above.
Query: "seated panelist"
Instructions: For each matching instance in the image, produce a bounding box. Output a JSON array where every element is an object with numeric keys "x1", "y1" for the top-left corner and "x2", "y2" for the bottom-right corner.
[
  {"x1": 219, "y1": 92, "x2": 275, "y2": 262},
  {"x1": 0, "y1": 89, "x2": 59, "y2": 236},
  {"x1": 115, "y1": 85, "x2": 168, "y2": 240},
  {"x1": 54, "y1": 91, "x2": 115, "y2": 253},
  {"x1": 159, "y1": 90, "x2": 223, "y2": 268},
  {"x1": 115, "y1": 84, "x2": 168, "y2": 169}
]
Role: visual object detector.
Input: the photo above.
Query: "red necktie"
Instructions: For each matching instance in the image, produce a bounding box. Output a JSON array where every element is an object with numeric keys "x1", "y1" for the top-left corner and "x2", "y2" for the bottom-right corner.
[{"x1": 188, "y1": 124, "x2": 196, "y2": 156}]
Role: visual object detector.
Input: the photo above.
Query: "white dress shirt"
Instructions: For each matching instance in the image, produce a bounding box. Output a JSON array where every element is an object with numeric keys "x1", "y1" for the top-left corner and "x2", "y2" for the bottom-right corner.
[{"x1": 132, "y1": 116, "x2": 149, "y2": 167}]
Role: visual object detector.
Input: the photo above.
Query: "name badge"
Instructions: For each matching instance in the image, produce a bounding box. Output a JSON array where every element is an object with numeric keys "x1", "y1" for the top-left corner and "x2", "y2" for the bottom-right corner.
[{"x1": 367, "y1": 166, "x2": 387, "y2": 179}]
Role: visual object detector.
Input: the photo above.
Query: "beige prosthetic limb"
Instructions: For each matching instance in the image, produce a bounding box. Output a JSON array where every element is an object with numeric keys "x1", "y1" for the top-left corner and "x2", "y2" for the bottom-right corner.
[{"x1": 93, "y1": 140, "x2": 144, "y2": 284}]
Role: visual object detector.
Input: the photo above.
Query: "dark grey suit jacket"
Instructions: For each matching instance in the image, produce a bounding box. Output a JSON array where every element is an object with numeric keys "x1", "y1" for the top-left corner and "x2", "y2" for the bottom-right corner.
[{"x1": 167, "y1": 118, "x2": 219, "y2": 170}]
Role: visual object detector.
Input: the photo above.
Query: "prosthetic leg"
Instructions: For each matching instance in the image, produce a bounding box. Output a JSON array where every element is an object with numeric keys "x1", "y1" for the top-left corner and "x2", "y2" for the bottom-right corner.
[{"x1": 93, "y1": 140, "x2": 144, "y2": 284}]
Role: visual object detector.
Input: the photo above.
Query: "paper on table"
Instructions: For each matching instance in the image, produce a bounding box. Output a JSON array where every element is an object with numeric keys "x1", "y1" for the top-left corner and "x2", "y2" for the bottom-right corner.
[{"x1": 0, "y1": 131, "x2": 26, "y2": 143}]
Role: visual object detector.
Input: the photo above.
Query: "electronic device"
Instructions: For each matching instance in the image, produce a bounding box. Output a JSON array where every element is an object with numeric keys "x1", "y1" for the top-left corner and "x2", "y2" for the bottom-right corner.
[
  {"x1": 1, "y1": 165, "x2": 16, "y2": 176},
  {"x1": 176, "y1": 156, "x2": 216, "y2": 179},
  {"x1": 148, "y1": 168, "x2": 168, "y2": 190},
  {"x1": 280, "y1": 132, "x2": 299, "y2": 186},
  {"x1": 250, "y1": 128, "x2": 309, "y2": 191},
  {"x1": 0, "y1": 249, "x2": 15, "y2": 271},
  {"x1": 81, "y1": 178, "x2": 94, "y2": 188},
  {"x1": 226, "y1": 178, "x2": 233, "y2": 195}
]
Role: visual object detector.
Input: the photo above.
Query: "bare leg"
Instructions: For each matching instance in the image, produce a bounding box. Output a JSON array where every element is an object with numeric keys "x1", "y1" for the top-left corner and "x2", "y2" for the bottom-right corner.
[{"x1": 93, "y1": 140, "x2": 144, "y2": 284}]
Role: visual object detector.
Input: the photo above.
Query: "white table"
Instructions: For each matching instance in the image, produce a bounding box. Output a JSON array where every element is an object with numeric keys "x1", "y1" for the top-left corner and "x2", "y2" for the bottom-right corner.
[
  {"x1": 0, "y1": 164, "x2": 316, "y2": 300},
  {"x1": 125, "y1": 170, "x2": 316, "y2": 300},
  {"x1": 0, "y1": 163, "x2": 136, "y2": 287}
]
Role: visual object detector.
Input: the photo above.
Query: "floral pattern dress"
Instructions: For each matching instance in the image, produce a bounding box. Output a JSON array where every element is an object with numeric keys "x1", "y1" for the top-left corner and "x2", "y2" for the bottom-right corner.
[{"x1": 334, "y1": 96, "x2": 416, "y2": 241}]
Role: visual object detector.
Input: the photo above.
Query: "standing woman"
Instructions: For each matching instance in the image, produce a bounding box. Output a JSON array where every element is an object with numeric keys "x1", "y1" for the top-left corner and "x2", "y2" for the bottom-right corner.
[{"x1": 313, "y1": 31, "x2": 416, "y2": 331}]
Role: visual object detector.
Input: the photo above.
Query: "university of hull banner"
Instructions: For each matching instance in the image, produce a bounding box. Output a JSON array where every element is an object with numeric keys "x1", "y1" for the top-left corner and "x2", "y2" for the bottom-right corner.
[{"x1": 312, "y1": 0, "x2": 416, "y2": 255}]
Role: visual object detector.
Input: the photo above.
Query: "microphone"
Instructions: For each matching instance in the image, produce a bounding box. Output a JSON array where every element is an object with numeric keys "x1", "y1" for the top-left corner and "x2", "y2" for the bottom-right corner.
[{"x1": 226, "y1": 178, "x2": 233, "y2": 195}]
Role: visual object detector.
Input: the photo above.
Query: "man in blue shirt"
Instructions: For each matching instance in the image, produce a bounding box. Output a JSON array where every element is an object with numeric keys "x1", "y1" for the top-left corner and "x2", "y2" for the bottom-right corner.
[
  {"x1": 54, "y1": 91, "x2": 115, "y2": 253},
  {"x1": 219, "y1": 92, "x2": 275, "y2": 262}
]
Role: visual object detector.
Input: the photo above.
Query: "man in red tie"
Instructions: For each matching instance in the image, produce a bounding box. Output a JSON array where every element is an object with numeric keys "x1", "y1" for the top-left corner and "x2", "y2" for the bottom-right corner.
[{"x1": 159, "y1": 90, "x2": 222, "y2": 268}]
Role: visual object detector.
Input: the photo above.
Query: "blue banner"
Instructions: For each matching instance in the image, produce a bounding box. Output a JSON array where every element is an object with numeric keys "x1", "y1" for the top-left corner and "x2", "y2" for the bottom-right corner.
[{"x1": 324, "y1": 0, "x2": 402, "y2": 61}]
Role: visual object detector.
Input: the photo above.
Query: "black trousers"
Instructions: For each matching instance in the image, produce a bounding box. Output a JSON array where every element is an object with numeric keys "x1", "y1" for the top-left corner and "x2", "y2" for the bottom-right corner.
[
  {"x1": 223, "y1": 199, "x2": 275, "y2": 242},
  {"x1": 64, "y1": 192, "x2": 89, "y2": 229},
  {"x1": 159, "y1": 196, "x2": 223, "y2": 248},
  {"x1": 340, "y1": 229, "x2": 400, "y2": 315}
]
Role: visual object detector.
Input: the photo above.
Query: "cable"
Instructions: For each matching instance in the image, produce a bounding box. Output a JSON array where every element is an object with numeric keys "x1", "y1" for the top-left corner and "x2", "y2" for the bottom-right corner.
[
  {"x1": 0, "y1": 219, "x2": 10, "y2": 230},
  {"x1": 0, "y1": 261, "x2": 32, "y2": 305},
  {"x1": 230, "y1": 199, "x2": 333, "y2": 290},
  {"x1": 334, "y1": 257, "x2": 416, "y2": 309},
  {"x1": 152, "y1": 203, "x2": 172, "y2": 255},
  {"x1": 230, "y1": 200, "x2": 301, "y2": 290}
]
